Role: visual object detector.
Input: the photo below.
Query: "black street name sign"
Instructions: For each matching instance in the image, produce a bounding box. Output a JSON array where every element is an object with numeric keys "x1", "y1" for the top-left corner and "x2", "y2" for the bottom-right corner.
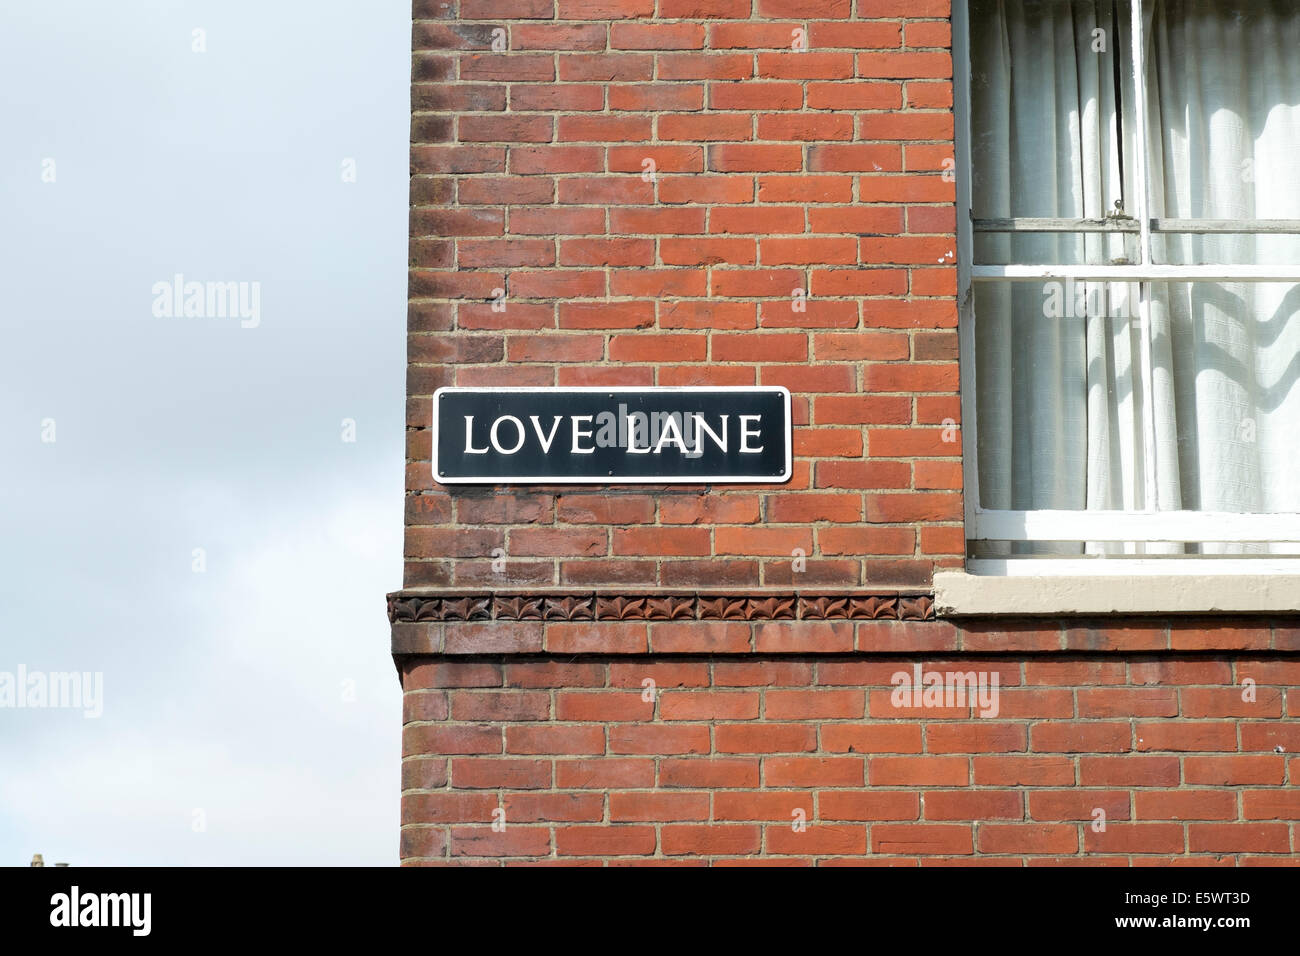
[{"x1": 434, "y1": 387, "x2": 792, "y2": 484}]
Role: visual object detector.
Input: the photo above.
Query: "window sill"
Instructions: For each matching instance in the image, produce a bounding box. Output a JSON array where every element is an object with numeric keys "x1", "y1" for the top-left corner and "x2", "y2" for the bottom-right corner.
[{"x1": 933, "y1": 569, "x2": 1300, "y2": 616}]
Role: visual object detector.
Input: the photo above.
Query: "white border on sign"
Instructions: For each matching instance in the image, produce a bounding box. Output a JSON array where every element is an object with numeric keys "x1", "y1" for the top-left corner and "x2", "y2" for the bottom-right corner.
[{"x1": 431, "y1": 386, "x2": 794, "y2": 485}]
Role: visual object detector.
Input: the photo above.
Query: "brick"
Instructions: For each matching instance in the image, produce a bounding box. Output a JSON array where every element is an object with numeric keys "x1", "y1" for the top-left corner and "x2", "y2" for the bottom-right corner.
[
  {"x1": 1185, "y1": 756, "x2": 1285, "y2": 786},
  {"x1": 611, "y1": 83, "x2": 704, "y2": 111},
  {"x1": 1188, "y1": 824, "x2": 1291, "y2": 854},
  {"x1": 815, "y1": 396, "x2": 910, "y2": 425},
  {"x1": 821, "y1": 791, "x2": 918, "y2": 821},
  {"x1": 865, "y1": 493, "x2": 962, "y2": 522},
  {"x1": 660, "y1": 758, "x2": 760, "y2": 789},
  {"x1": 710, "y1": 81, "x2": 803, "y2": 109},
  {"x1": 977, "y1": 824, "x2": 1076, "y2": 855},
  {"x1": 758, "y1": 114, "x2": 855, "y2": 141},
  {"x1": 767, "y1": 824, "x2": 867, "y2": 856},
  {"x1": 610, "y1": 791, "x2": 710, "y2": 822},
  {"x1": 611, "y1": 206, "x2": 707, "y2": 235},
  {"x1": 660, "y1": 112, "x2": 754, "y2": 142},
  {"x1": 1030, "y1": 722, "x2": 1130, "y2": 754},
  {"x1": 873, "y1": 824, "x2": 972, "y2": 855},
  {"x1": 1136, "y1": 790, "x2": 1238, "y2": 822},
  {"x1": 1182, "y1": 686, "x2": 1283, "y2": 718},
  {"x1": 451, "y1": 758, "x2": 552, "y2": 790},
  {"x1": 1080, "y1": 756, "x2": 1179, "y2": 788},
  {"x1": 717, "y1": 723, "x2": 816, "y2": 754},
  {"x1": 662, "y1": 237, "x2": 758, "y2": 266},
  {"x1": 400, "y1": 827, "x2": 447, "y2": 860},
  {"x1": 555, "y1": 825, "x2": 657, "y2": 857},
  {"x1": 1085, "y1": 824, "x2": 1185, "y2": 855},
  {"x1": 611, "y1": 22, "x2": 705, "y2": 49},
  {"x1": 512, "y1": 146, "x2": 604, "y2": 175},
  {"x1": 763, "y1": 238, "x2": 859, "y2": 266},
  {"x1": 927, "y1": 723, "x2": 1027, "y2": 753},
  {"x1": 405, "y1": 724, "x2": 501, "y2": 756},
  {"x1": 870, "y1": 757, "x2": 968, "y2": 786},
  {"x1": 547, "y1": 622, "x2": 648, "y2": 654},
  {"x1": 651, "y1": 621, "x2": 753, "y2": 654},
  {"x1": 924, "y1": 790, "x2": 1022, "y2": 822},
  {"x1": 716, "y1": 527, "x2": 813, "y2": 556},
  {"x1": 809, "y1": 80, "x2": 902, "y2": 110},
  {"x1": 503, "y1": 662, "x2": 607, "y2": 689},
  {"x1": 1170, "y1": 623, "x2": 1271, "y2": 651},
  {"x1": 757, "y1": 52, "x2": 855, "y2": 80},
  {"x1": 662, "y1": 825, "x2": 760, "y2": 856},
  {"x1": 556, "y1": 494, "x2": 656, "y2": 524},
  {"x1": 1025, "y1": 661, "x2": 1127, "y2": 686},
  {"x1": 613, "y1": 527, "x2": 711, "y2": 556},
  {"x1": 405, "y1": 661, "x2": 503, "y2": 690},
  {"x1": 610, "y1": 661, "x2": 710, "y2": 688},
  {"x1": 715, "y1": 790, "x2": 813, "y2": 822},
  {"x1": 1028, "y1": 790, "x2": 1129, "y2": 822},
  {"x1": 450, "y1": 690, "x2": 549, "y2": 722},
  {"x1": 402, "y1": 757, "x2": 449, "y2": 790},
  {"x1": 451, "y1": 827, "x2": 552, "y2": 858},
  {"x1": 1240, "y1": 723, "x2": 1300, "y2": 753},
  {"x1": 1135, "y1": 722, "x2": 1237, "y2": 753},
  {"x1": 971, "y1": 756, "x2": 1073, "y2": 788},
  {"x1": 822, "y1": 724, "x2": 923, "y2": 754},
  {"x1": 766, "y1": 689, "x2": 864, "y2": 720},
  {"x1": 502, "y1": 792, "x2": 605, "y2": 824},
  {"x1": 857, "y1": 51, "x2": 951, "y2": 79},
  {"x1": 561, "y1": 0, "x2": 657, "y2": 13},
  {"x1": 609, "y1": 724, "x2": 711, "y2": 755},
  {"x1": 556, "y1": 758, "x2": 655, "y2": 789},
  {"x1": 815, "y1": 460, "x2": 911, "y2": 488},
  {"x1": 1243, "y1": 790, "x2": 1300, "y2": 820},
  {"x1": 657, "y1": 52, "x2": 754, "y2": 81},
  {"x1": 506, "y1": 725, "x2": 606, "y2": 755},
  {"x1": 402, "y1": 791, "x2": 497, "y2": 825},
  {"x1": 555, "y1": 691, "x2": 654, "y2": 722},
  {"x1": 560, "y1": 237, "x2": 656, "y2": 266},
  {"x1": 708, "y1": 144, "x2": 804, "y2": 172},
  {"x1": 660, "y1": 690, "x2": 761, "y2": 720}
]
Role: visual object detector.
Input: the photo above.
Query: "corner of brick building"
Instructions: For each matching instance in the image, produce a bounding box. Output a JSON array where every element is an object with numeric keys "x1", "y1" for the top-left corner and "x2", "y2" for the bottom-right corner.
[{"x1": 393, "y1": 0, "x2": 1300, "y2": 866}]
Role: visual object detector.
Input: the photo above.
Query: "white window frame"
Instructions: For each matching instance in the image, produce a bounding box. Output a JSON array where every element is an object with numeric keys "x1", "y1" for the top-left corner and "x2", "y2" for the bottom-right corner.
[{"x1": 952, "y1": 0, "x2": 1300, "y2": 576}]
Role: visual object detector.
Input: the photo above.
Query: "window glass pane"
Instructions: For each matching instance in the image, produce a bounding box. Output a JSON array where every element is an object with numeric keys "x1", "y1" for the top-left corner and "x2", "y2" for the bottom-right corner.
[
  {"x1": 1153, "y1": 229, "x2": 1300, "y2": 267},
  {"x1": 970, "y1": 0, "x2": 1132, "y2": 264},
  {"x1": 1149, "y1": 281, "x2": 1300, "y2": 515},
  {"x1": 1146, "y1": 0, "x2": 1300, "y2": 265},
  {"x1": 973, "y1": 280, "x2": 1300, "y2": 520},
  {"x1": 974, "y1": 280, "x2": 1147, "y2": 513},
  {"x1": 975, "y1": 228, "x2": 1138, "y2": 267}
]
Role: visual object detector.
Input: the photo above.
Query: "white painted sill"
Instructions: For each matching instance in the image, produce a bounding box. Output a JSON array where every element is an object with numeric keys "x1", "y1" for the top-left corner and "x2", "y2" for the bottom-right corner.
[{"x1": 933, "y1": 570, "x2": 1300, "y2": 616}]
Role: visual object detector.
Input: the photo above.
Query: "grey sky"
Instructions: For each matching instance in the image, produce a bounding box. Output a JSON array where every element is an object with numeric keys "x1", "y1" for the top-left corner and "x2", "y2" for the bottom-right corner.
[{"x1": 1, "y1": 0, "x2": 409, "y2": 864}]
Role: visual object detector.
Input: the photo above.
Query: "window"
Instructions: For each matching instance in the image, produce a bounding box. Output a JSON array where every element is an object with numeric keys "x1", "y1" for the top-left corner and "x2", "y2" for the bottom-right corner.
[{"x1": 954, "y1": 0, "x2": 1300, "y2": 574}]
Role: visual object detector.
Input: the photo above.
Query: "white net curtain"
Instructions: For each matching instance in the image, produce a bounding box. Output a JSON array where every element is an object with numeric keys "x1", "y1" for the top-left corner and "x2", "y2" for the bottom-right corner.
[{"x1": 969, "y1": 0, "x2": 1300, "y2": 554}]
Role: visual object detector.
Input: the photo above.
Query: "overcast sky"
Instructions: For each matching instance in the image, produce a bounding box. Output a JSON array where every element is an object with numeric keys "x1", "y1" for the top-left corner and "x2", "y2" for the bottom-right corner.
[{"x1": 0, "y1": 0, "x2": 409, "y2": 865}]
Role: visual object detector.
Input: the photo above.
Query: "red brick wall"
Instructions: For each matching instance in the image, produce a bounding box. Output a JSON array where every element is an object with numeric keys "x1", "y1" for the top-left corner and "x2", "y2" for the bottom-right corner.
[
  {"x1": 398, "y1": 0, "x2": 1300, "y2": 866},
  {"x1": 400, "y1": 639, "x2": 1300, "y2": 865},
  {"x1": 407, "y1": 0, "x2": 960, "y2": 591}
]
